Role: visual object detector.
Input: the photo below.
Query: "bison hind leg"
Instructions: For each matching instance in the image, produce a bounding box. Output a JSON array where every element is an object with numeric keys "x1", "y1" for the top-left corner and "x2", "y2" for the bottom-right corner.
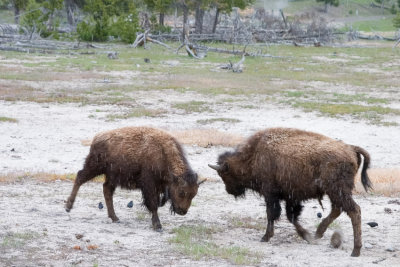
[
  {"x1": 315, "y1": 206, "x2": 341, "y2": 239},
  {"x1": 285, "y1": 201, "x2": 312, "y2": 243}
]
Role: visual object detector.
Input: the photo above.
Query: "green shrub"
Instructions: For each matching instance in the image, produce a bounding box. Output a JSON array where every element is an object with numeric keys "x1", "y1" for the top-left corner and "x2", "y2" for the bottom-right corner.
[{"x1": 394, "y1": 12, "x2": 400, "y2": 29}]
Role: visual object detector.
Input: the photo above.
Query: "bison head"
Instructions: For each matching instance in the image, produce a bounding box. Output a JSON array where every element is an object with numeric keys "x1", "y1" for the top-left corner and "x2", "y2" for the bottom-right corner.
[
  {"x1": 208, "y1": 152, "x2": 246, "y2": 198},
  {"x1": 169, "y1": 170, "x2": 204, "y2": 215}
]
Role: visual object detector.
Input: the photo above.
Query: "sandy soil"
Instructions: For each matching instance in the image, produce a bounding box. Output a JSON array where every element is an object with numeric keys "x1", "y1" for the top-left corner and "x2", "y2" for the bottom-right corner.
[{"x1": 1, "y1": 97, "x2": 400, "y2": 266}]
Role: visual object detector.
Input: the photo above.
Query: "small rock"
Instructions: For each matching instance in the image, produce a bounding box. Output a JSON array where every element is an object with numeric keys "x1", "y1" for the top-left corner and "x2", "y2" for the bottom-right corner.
[
  {"x1": 366, "y1": 222, "x2": 378, "y2": 228},
  {"x1": 365, "y1": 242, "x2": 373, "y2": 249},
  {"x1": 317, "y1": 212, "x2": 322, "y2": 218},
  {"x1": 388, "y1": 199, "x2": 400, "y2": 205},
  {"x1": 75, "y1": 234, "x2": 84, "y2": 240},
  {"x1": 98, "y1": 202, "x2": 103, "y2": 210},
  {"x1": 384, "y1": 208, "x2": 392, "y2": 214},
  {"x1": 386, "y1": 246, "x2": 396, "y2": 252},
  {"x1": 144, "y1": 58, "x2": 150, "y2": 63},
  {"x1": 11, "y1": 148, "x2": 15, "y2": 152},
  {"x1": 127, "y1": 201, "x2": 133, "y2": 208}
]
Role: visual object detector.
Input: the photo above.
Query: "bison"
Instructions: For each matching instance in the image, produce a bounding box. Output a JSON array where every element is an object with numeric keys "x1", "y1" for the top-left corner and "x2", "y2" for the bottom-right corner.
[
  {"x1": 66, "y1": 126, "x2": 203, "y2": 231},
  {"x1": 209, "y1": 127, "x2": 372, "y2": 257}
]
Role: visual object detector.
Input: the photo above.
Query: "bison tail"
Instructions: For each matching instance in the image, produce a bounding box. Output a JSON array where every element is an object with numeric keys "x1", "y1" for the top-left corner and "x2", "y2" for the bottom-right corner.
[{"x1": 353, "y1": 146, "x2": 372, "y2": 192}]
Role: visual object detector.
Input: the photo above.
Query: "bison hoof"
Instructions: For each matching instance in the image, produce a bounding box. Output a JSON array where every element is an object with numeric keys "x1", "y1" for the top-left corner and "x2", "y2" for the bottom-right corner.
[
  {"x1": 65, "y1": 208, "x2": 71, "y2": 213},
  {"x1": 154, "y1": 227, "x2": 163, "y2": 233},
  {"x1": 351, "y1": 249, "x2": 360, "y2": 257},
  {"x1": 111, "y1": 217, "x2": 120, "y2": 223},
  {"x1": 260, "y1": 235, "x2": 271, "y2": 242},
  {"x1": 315, "y1": 232, "x2": 323, "y2": 239},
  {"x1": 304, "y1": 233, "x2": 313, "y2": 244}
]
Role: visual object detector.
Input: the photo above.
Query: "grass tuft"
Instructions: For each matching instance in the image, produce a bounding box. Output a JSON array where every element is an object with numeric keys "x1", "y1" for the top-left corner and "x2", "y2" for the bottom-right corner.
[
  {"x1": 169, "y1": 225, "x2": 261, "y2": 265},
  {"x1": 170, "y1": 128, "x2": 244, "y2": 148},
  {"x1": 172, "y1": 101, "x2": 211, "y2": 113},
  {"x1": 0, "y1": 116, "x2": 18, "y2": 123},
  {"x1": 354, "y1": 168, "x2": 400, "y2": 197},
  {"x1": 197, "y1": 118, "x2": 241, "y2": 125}
]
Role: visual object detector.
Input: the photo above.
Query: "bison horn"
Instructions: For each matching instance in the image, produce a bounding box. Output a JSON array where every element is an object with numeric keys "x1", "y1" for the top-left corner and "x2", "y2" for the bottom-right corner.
[
  {"x1": 208, "y1": 164, "x2": 221, "y2": 171},
  {"x1": 197, "y1": 178, "x2": 207, "y2": 185}
]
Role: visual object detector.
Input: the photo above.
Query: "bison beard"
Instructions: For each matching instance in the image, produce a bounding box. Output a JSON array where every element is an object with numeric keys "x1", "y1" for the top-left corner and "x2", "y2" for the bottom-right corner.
[
  {"x1": 209, "y1": 127, "x2": 372, "y2": 257},
  {"x1": 65, "y1": 127, "x2": 202, "y2": 231}
]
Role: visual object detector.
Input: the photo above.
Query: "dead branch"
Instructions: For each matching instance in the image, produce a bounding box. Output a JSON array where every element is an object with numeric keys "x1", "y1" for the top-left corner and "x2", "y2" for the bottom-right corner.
[
  {"x1": 132, "y1": 30, "x2": 171, "y2": 50},
  {"x1": 394, "y1": 38, "x2": 400, "y2": 49},
  {"x1": 185, "y1": 44, "x2": 201, "y2": 59},
  {"x1": 221, "y1": 53, "x2": 245, "y2": 73}
]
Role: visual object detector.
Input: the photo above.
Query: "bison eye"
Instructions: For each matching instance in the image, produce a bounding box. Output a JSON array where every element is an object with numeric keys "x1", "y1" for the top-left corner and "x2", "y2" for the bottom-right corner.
[{"x1": 179, "y1": 191, "x2": 186, "y2": 198}]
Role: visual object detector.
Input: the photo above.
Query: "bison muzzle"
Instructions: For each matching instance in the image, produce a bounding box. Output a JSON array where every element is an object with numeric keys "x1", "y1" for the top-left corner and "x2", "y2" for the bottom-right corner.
[
  {"x1": 209, "y1": 127, "x2": 372, "y2": 257},
  {"x1": 66, "y1": 126, "x2": 204, "y2": 231}
]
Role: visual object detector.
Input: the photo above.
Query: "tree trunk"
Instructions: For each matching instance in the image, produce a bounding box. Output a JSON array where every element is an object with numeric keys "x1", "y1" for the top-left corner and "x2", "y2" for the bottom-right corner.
[
  {"x1": 194, "y1": 5, "x2": 205, "y2": 34},
  {"x1": 14, "y1": 6, "x2": 20, "y2": 24},
  {"x1": 159, "y1": 13, "x2": 164, "y2": 26},
  {"x1": 212, "y1": 8, "x2": 220, "y2": 34},
  {"x1": 182, "y1": 3, "x2": 189, "y2": 42},
  {"x1": 65, "y1": 0, "x2": 75, "y2": 26}
]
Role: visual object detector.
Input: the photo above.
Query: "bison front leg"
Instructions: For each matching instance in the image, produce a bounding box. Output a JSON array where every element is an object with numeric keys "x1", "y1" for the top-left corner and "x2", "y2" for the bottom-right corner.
[
  {"x1": 261, "y1": 196, "x2": 281, "y2": 242},
  {"x1": 66, "y1": 168, "x2": 97, "y2": 212},
  {"x1": 141, "y1": 170, "x2": 162, "y2": 232},
  {"x1": 103, "y1": 181, "x2": 119, "y2": 222}
]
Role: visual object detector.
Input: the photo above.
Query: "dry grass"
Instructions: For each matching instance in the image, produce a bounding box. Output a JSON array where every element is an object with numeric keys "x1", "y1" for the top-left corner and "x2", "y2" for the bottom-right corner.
[
  {"x1": 354, "y1": 168, "x2": 400, "y2": 197},
  {"x1": 0, "y1": 172, "x2": 105, "y2": 183},
  {"x1": 170, "y1": 128, "x2": 244, "y2": 148},
  {"x1": 81, "y1": 128, "x2": 244, "y2": 148}
]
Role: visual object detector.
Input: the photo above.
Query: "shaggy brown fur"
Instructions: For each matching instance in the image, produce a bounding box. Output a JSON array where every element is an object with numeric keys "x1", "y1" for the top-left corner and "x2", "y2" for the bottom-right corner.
[
  {"x1": 209, "y1": 127, "x2": 372, "y2": 257},
  {"x1": 66, "y1": 127, "x2": 200, "y2": 231}
]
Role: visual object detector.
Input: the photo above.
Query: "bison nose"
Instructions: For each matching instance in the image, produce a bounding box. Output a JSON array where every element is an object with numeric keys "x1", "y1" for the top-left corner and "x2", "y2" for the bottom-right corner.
[{"x1": 175, "y1": 208, "x2": 187, "y2": 215}]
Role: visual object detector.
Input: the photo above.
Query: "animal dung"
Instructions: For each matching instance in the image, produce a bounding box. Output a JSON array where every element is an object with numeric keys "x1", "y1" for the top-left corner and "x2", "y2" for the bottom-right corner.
[
  {"x1": 317, "y1": 212, "x2": 322, "y2": 218},
  {"x1": 98, "y1": 202, "x2": 103, "y2": 210},
  {"x1": 330, "y1": 230, "x2": 343, "y2": 248},
  {"x1": 87, "y1": 244, "x2": 99, "y2": 250},
  {"x1": 144, "y1": 58, "x2": 150, "y2": 63},
  {"x1": 366, "y1": 222, "x2": 378, "y2": 228},
  {"x1": 127, "y1": 201, "x2": 133, "y2": 208}
]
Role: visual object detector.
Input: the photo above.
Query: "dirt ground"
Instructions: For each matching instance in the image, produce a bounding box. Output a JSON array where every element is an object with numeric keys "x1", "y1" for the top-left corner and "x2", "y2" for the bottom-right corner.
[{"x1": 1, "y1": 96, "x2": 400, "y2": 266}]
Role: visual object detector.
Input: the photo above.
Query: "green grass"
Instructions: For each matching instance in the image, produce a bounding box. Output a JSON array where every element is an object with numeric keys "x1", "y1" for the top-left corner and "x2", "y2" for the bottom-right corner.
[
  {"x1": 1, "y1": 231, "x2": 40, "y2": 249},
  {"x1": 169, "y1": 225, "x2": 261, "y2": 265},
  {"x1": 197, "y1": 118, "x2": 241, "y2": 125},
  {"x1": 0, "y1": 116, "x2": 18, "y2": 123},
  {"x1": 0, "y1": 43, "x2": 399, "y2": 125},
  {"x1": 292, "y1": 102, "x2": 400, "y2": 125},
  {"x1": 343, "y1": 17, "x2": 397, "y2": 32},
  {"x1": 172, "y1": 101, "x2": 212, "y2": 113},
  {"x1": 106, "y1": 107, "x2": 166, "y2": 120}
]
